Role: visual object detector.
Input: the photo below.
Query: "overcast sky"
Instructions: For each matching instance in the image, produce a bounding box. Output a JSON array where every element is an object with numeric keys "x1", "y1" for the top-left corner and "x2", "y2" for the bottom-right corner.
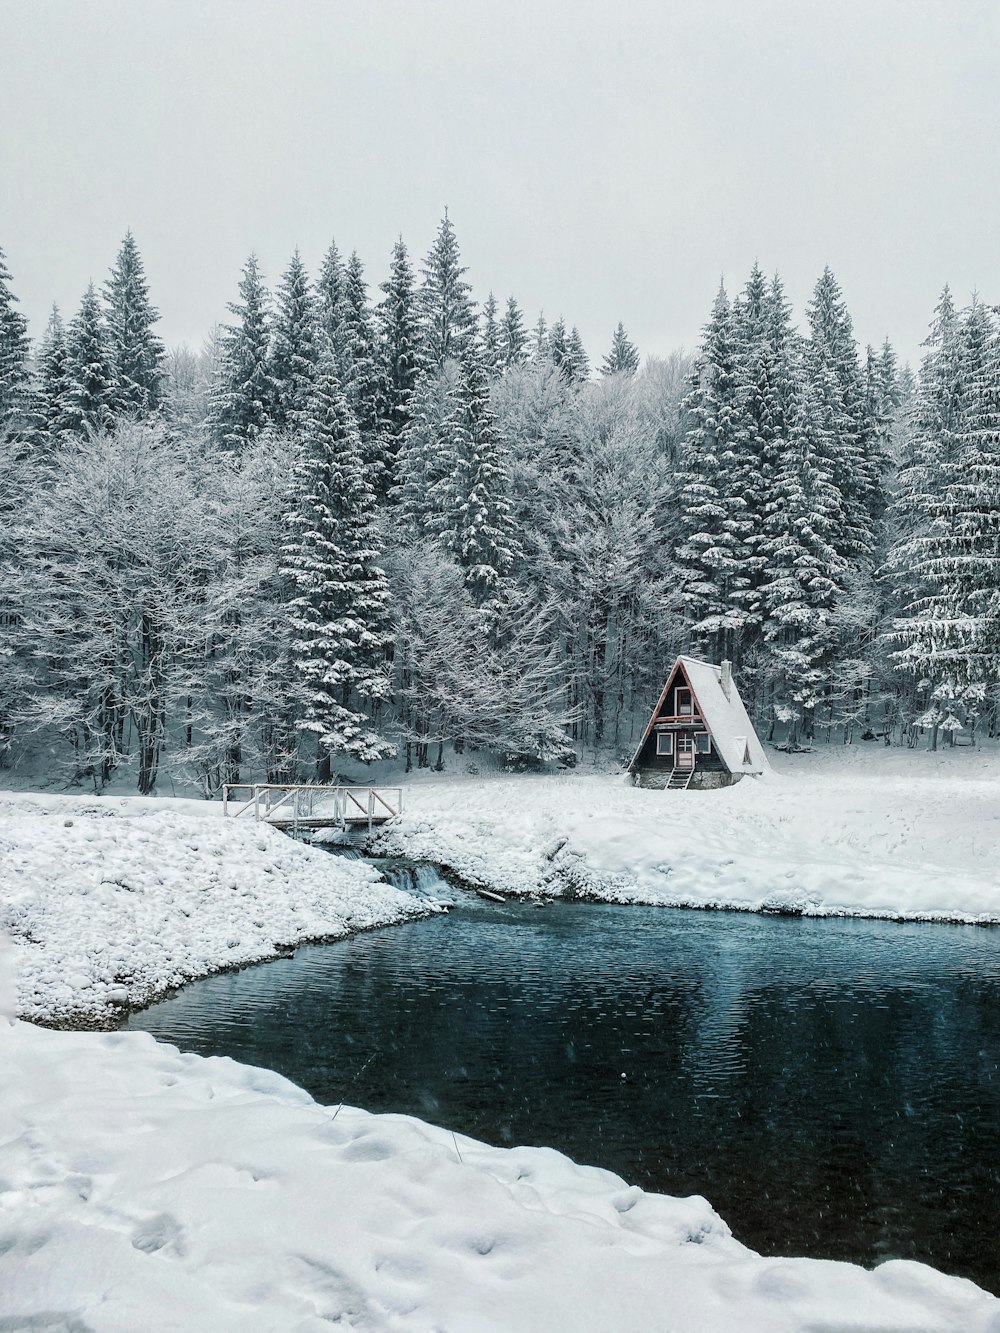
[{"x1": 2, "y1": 0, "x2": 998, "y2": 370}]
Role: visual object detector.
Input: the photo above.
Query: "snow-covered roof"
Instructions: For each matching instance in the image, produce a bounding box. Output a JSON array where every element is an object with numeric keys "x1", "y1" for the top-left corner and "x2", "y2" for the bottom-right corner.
[
  {"x1": 629, "y1": 655, "x2": 770, "y2": 776},
  {"x1": 678, "y1": 657, "x2": 770, "y2": 774}
]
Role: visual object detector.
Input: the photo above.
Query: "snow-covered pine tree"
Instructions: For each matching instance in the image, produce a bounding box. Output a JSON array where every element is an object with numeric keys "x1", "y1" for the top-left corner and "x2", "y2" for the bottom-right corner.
[
  {"x1": 341, "y1": 250, "x2": 390, "y2": 487},
  {"x1": 103, "y1": 231, "x2": 166, "y2": 417},
  {"x1": 61, "y1": 284, "x2": 117, "y2": 437},
  {"x1": 211, "y1": 254, "x2": 275, "y2": 451},
  {"x1": 281, "y1": 355, "x2": 394, "y2": 766},
  {"x1": 393, "y1": 361, "x2": 466, "y2": 533},
  {"x1": 600, "y1": 322, "x2": 640, "y2": 376},
  {"x1": 722, "y1": 265, "x2": 787, "y2": 636},
  {"x1": 500, "y1": 297, "x2": 528, "y2": 369},
  {"x1": 418, "y1": 210, "x2": 476, "y2": 372},
  {"x1": 565, "y1": 327, "x2": 590, "y2": 383},
  {"x1": 548, "y1": 318, "x2": 569, "y2": 377},
  {"x1": 480, "y1": 292, "x2": 502, "y2": 377},
  {"x1": 448, "y1": 348, "x2": 517, "y2": 605},
  {"x1": 804, "y1": 267, "x2": 884, "y2": 562},
  {"x1": 757, "y1": 366, "x2": 846, "y2": 742},
  {"x1": 532, "y1": 313, "x2": 549, "y2": 362},
  {"x1": 0, "y1": 245, "x2": 33, "y2": 435},
  {"x1": 317, "y1": 238, "x2": 349, "y2": 376},
  {"x1": 877, "y1": 338, "x2": 900, "y2": 417},
  {"x1": 270, "y1": 250, "x2": 321, "y2": 431},
  {"x1": 891, "y1": 303, "x2": 1000, "y2": 693},
  {"x1": 377, "y1": 236, "x2": 419, "y2": 440},
  {"x1": 36, "y1": 305, "x2": 72, "y2": 439},
  {"x1": 674, "y1": 283, "x2": 747, "y2": 662}
]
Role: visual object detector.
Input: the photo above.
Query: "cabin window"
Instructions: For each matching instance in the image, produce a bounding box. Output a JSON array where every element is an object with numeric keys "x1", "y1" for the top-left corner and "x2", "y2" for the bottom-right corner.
[
  {"x1": 696, "y1": 733, "x2": 711, "y2": 754},
  {"x1": 675, "y1": 687, "x2": 693, "y2": 716},
  {"x1": 656, "y1": 732, "x2": 674, "y2": 756}
]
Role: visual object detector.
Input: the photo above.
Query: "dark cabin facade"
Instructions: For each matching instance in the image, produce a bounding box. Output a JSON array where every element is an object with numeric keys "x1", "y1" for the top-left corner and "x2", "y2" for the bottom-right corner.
[{"x1": 628, "y1": 656, "x2": 768, "y2": 790}]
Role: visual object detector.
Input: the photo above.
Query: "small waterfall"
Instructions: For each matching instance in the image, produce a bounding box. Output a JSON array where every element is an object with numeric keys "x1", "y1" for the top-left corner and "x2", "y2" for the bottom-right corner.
[
  {"x1": 377, "y1": 860, "x2": 454, "y2": 900},
  {"x1": 316, "y1": 842, "x2": 457, "y2": 904}
]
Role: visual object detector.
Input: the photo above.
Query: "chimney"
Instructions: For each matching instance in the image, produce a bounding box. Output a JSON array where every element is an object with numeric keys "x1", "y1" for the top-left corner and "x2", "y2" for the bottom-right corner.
[{"x1": 721, "y1": 660, "x2": 732, "y2": 701}]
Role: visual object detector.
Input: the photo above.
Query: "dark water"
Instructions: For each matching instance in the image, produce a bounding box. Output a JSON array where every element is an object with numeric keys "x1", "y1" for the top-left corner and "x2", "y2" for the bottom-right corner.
[{"x1": 123, "y1": 901, "x2": 1000, "y2": 1292}]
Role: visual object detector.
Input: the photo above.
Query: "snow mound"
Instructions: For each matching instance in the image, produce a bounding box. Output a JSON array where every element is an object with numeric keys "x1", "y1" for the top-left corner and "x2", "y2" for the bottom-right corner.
[
  {"x1": 0, "y1": 793, "x2": 430, "y2": 1024},
  {"x1": 2, "y1": 1018, "x2": 996, "y2": 1332}
]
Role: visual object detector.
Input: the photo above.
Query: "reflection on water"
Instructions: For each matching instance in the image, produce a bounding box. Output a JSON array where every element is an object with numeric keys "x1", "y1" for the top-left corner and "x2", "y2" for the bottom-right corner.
[{"x1": 123, "y1": 902, "x2": 1000, "y2": 1291}]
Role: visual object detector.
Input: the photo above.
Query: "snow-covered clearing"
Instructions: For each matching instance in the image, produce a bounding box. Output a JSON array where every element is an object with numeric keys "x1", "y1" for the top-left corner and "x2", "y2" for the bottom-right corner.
[
  {"x1": 3, "y1": 747, "x2": 1000, "y2": 1329},
  {"x1": 3, "y1": 1006, "x2": 998, "y2": 1332},
  {"x1": 370, "y1": 744, "x2": 1000, "y2": 922}
]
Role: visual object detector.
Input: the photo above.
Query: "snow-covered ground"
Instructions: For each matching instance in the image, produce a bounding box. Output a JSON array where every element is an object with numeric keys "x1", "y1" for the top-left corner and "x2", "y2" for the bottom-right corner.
[
  {"x1": 3, "y1": 1004, "x2": 998, "y2": 1332},
  {"x1": 3, "y1": 747, "x2": 1000, "y2": 1329},
  {"x1": 0, "y1": 791, "x2": 431, "y2": 1026},
  {"x1": 370, "y1": 744, "x2": 1000, "y2": 922}
]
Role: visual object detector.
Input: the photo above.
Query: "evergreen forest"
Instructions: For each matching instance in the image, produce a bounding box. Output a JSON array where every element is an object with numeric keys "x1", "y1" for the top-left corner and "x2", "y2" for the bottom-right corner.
[{"x1": 1, "y1": 218, "x2": 997, "y2": 793}]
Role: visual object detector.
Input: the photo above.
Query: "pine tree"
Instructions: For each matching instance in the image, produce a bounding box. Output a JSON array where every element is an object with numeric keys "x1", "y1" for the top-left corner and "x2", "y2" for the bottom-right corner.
[
  {"x1": 270, "y1": 250, "x2": 321, "y2": 431},
  {"x1": 600, "y1": 322, "x2": 640, "y2": 376},
  {"x1": 804, "y1": 266, "x2": 884, "y2": 561},
  {"x1": 394, "y1": 362, "x2": 466, "y2": 532},
  {"x1": 211, "y1": 255, "x2": 275, "y2": 451},
  {"x1": 548, "y1": 318, "x2": 569, "y2": 378},
  {"x1": 317, "y1": 238, "x2": 349, "y2": 374},
  {"x1": 500, "y1": 297, "x2": 528, "y2": 369},
  {"x1": 418, "y1": 210, "x2": 476, "y2": 371},
  {"x1": 565, "y1": 326, "x2": 590, "y2": 382},
  {"x1": 62, "y1": 284, "x2": 117, "y2": 436},
  {"x1": 532, "y1": 313, "x2": 549, "y2": 361},
  {"x1": 757, "y1": 370, "x2": 846, "y2": 739},
  {"x1": 674, "y1": 284, "x2": 747, "y2": 660},
  {"x1": 449, "y1": 350, "x2": 517, "y2": 604},
  {"x1": 877, "y1": 338, "x2": 900, "y2": 416},
  {"x1": 282, "y1": 356, "x2": 394, "y2": 765},
  {"x1": 341, "y1": 251, "x2": 388, "y2": 460},
  {"x1": 377, "y1": 236, "x2": 419, "y2": 439},
  {"x1": 37, "y1": 305, "x2": 72, "y2": 438},
  {"x1": 892, "y1": 304, "x2": 1000, "y2": 690},
  {"x1": 481, "y1": 292, "x2": 502, "y2": 377},
  {"x1": 0, "y1": 245, "x2": 32, "y2": 434},
  {"x1": 103, "y1": 231, "x2": 165, "y2": 417}
]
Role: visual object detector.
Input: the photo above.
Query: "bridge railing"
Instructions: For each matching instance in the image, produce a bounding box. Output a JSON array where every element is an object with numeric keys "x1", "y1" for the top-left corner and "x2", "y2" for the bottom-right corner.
[{"x1": 221, "y1": 784, "x2": 403, "y2": 831}]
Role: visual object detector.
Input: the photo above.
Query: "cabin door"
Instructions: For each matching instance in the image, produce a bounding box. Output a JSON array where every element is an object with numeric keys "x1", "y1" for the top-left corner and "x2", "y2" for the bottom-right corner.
[{"x1": 676, "y1": 735, "x2": 696, "y2": 770}]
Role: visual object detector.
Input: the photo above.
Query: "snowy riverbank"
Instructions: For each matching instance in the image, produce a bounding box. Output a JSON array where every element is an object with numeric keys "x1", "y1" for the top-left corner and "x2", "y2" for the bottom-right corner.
[
  {"x1": 370, "y1": 745, "x2": 1000, "y2": 922},
  {"x1": 3, "y1": 1008, "x2": 998, "y2": 1332},
  {"x1": 0, "y1": 791, "x2": 431, "y2": 1026}
]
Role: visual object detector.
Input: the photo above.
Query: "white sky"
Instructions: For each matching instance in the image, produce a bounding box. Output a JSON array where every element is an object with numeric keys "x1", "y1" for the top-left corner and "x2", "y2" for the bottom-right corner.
[{"x1": 2, "y1": 0, "x2": 998, "y2": 370}]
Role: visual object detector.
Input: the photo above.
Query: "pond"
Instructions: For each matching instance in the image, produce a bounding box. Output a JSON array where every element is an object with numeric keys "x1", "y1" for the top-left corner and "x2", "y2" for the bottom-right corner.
[{"x1": 123, "y1": 895, "x2": 1000, "y2": 1293}]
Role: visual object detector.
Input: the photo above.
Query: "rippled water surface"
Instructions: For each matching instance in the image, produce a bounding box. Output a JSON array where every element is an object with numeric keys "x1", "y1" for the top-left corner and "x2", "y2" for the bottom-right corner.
[{"x1": 124, "y1": 900, "x2": 1000, "y2": 1291}]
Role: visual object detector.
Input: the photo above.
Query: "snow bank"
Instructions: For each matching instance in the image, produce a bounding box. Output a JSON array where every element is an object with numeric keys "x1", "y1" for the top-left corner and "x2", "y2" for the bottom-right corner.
[
  {"x1": 2, "y1": 1018, "x2": 996, "y2": 1332},
  {"x1": 0, "y1": 792, "x2": 430, "y2": 1024},
  {"x1": 370, "y1": 748, "x2": 1000, "y2": 922}
]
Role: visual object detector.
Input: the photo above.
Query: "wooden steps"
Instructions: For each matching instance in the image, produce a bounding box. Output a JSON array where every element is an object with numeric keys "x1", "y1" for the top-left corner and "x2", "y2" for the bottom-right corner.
[{"x1": 666, "y1": 768, "x2": 694, "y2": 791}]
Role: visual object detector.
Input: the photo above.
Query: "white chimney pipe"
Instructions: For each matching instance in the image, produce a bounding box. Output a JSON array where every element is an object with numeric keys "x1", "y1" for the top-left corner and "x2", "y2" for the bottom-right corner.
[{"x1": 721, "y1": 660, "x2": 732, "y2": 701}]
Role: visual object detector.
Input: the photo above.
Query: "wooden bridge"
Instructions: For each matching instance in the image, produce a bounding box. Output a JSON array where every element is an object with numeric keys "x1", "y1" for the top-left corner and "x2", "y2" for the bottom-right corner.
[{"x1": 222, "y1": 783, "x2": 403, "y2": 833}]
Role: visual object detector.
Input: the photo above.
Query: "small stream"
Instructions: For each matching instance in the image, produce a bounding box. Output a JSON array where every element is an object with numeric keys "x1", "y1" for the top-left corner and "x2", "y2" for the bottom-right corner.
[{"x1": 123, "y1": 886, "x2": 1000, "y2": 1293}]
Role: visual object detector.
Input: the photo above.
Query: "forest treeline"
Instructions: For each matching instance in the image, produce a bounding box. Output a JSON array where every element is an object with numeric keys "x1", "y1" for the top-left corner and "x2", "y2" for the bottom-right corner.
[{"x1": 0, "y1": 218, "x2": 997, "y2": 793}]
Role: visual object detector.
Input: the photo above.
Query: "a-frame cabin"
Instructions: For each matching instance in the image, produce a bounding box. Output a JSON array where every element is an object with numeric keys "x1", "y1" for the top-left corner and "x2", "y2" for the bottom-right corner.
[{"x1": 628, "y1": 656, "x2": 769, "y2": 790}]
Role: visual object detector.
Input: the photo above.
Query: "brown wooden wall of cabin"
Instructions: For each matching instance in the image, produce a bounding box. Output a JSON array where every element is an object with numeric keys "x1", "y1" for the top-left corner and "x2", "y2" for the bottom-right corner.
[{"x1": 633, "y1": 728, "x2": 729, "y2": 773}]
